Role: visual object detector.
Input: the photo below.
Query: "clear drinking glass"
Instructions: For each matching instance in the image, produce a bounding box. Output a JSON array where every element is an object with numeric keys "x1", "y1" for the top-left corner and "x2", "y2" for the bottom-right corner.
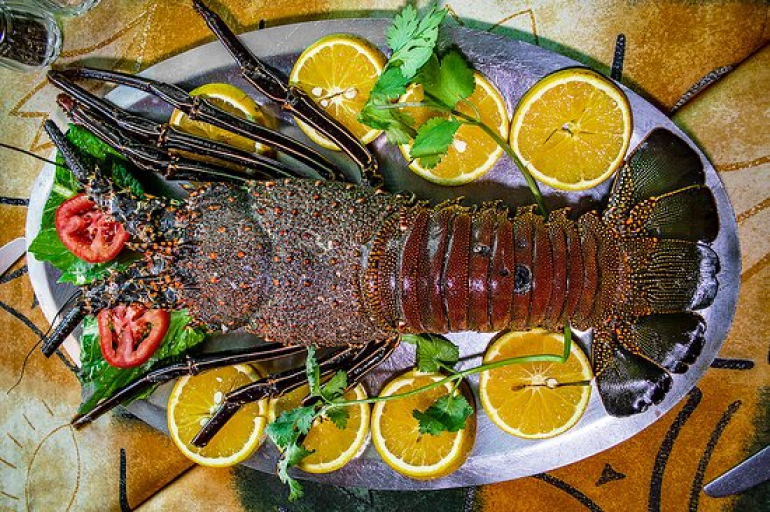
[
  {"x1": 33, "y1": 0, "x2": 100, "y2": 17},
  {"x1": 0, "y1": 1, "x2": 62, "y2": 72}
]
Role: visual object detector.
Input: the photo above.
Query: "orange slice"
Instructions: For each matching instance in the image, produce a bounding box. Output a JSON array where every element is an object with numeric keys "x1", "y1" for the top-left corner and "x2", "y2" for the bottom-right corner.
[
  {"x1": 371, "y1": 371, "x2": 476, "y2": 479},
  {"x1": 167, "y1": 364, "x2": 268, "y2": 467},
  {"x1": 398, "y1": 73, "x2": 509, "y2": 186},
  {"x1": 479, "y1": 329, "x2": 593, "y2": 439},
  {"x1": 268, "y1": 383, "x2": 370, "y2": 473},
  {"x1": 169, "y1": 83, "x2": 276, "y2": 155},
  {"x1": 289, "y1": 34, "x2": 386, "y2": 150},
  {"x1": 510, "y1": 68, "x2": 632, "y2": 190}
]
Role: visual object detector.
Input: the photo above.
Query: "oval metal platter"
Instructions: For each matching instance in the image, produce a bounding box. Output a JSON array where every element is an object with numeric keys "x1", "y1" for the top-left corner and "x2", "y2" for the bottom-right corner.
[{"x1": 26, "y1": 19, "x2": 741, "y2": 490}]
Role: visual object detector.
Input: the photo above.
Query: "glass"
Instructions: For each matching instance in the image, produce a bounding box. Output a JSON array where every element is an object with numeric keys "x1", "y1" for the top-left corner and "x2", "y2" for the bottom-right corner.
[
  {"x1": 0, "y1": 0, "x2": 62, "y2": 72},
  {"x1": 33, "y1": 0, "x2": 99, "y2": 17}
]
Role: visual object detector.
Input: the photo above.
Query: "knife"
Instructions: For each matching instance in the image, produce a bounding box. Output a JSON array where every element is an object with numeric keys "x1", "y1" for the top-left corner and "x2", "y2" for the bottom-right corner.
[
  {"x1": 704, "y1": 444, "x2": 770, "y2": 497},
  {"x1": 0, "y1": 237, "x2": 25, "y2": 278}
]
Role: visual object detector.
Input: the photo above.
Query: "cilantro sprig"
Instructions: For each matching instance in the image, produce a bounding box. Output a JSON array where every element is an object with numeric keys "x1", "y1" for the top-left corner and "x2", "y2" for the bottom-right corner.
[
  {"x1": 265, "y1": 347, "x2": 352, "y2": 501},
  {"x1": 359, "y1": 4, "x2": 548, "y2": 216},
  {"x1": 264, "y1": 326, "x2": 577, "y2": 501}
]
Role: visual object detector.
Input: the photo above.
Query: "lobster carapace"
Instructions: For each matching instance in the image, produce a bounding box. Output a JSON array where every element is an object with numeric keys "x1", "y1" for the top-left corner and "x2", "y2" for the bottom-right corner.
[{"x1": 39, "y1": 0, "x2": 720, "y2": 448}]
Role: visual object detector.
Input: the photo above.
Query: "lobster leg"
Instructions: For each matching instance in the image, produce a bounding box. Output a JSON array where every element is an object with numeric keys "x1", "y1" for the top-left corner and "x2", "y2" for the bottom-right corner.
[
  {"x1": 51, "y1": 67, "x2": 340, "y2": 180},
  {"x1": 57, "y1": 94, "x2": 307, "y2": 182},
  {"x1": 51, "y1": 84, "x2": 308, "y2": 181},
  {"x1": 192, "y1": 339, "x2": 396, "y2": 447},
  {"x1": 301, "y1": 337, "x2": 399, "y2": 407},
  {"x1": 41, "y1": 297, "x2": 87, "y2": 357},
  {"x1": 192, "y1": 0, "x2": 382, "y2": 187},
  {"x1": 70, "y1": 343, "x2": 308, "y2": 428}
]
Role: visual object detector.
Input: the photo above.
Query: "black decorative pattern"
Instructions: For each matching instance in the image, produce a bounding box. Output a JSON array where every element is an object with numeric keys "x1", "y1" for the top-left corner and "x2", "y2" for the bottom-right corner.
[
  {"x1": 120, "y1": 448, "x2": 131, "y2": 511},
  {"x1": 611, "y1": 34, "x2": 626, "y2": 81},
  {"x1": 710, "y1": 358, "x2": 755, "y2": 370},
  {"x1": 0, "y1": 299, "x2": 44, "y2": 337},
  {"x1": 0, "y1": 196, "x2": 28, "y2": 206},
  {"x1": 595, "y1": 463, "x2": 626, "y2": 486},
  {"x1": 533, "y1": 473, "x2": 603, "y2": 511},
  {"x1": 0, "y1": 264, "x2": 27, "y2": 284},
  {"x1": 649, "y1": 387, "x2": 702, "y2": 512},
  {"x1": 688, "y1": 401, "x2": 742, "y2": 511}
]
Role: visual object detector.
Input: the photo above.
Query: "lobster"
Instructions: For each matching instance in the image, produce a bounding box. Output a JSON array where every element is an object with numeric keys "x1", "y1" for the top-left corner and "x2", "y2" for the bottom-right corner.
[{"x1": 38, "y1": 0, "x2": 720, "y2": 449}]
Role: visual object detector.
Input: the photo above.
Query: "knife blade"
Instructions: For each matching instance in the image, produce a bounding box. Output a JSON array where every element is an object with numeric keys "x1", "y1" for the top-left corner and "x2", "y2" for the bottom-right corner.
[
  {"x1": 704, "y1": 445, "x2": 770, "y2": 497},
  {"x1": 0, "y1": 237, "x2": 26, "y2": 278}
]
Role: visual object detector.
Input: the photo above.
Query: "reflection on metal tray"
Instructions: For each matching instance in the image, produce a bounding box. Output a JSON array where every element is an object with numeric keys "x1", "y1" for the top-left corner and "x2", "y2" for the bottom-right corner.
[{"x1": 25, "y1": 18, "x2": 741, "y2": 490}]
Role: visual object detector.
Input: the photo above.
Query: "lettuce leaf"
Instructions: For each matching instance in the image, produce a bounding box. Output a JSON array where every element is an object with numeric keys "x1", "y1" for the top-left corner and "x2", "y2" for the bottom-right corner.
[
  {"x1": 78, "y1": 310, "x2": 207, "y2": 414},
  {"x1": 28, "y1": 124, "x2": 143, "y2": 285}
]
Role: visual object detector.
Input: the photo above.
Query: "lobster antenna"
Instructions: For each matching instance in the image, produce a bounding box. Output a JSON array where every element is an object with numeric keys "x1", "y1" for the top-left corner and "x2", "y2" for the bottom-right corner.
[
  {"x1": 0, "y1": 142, "x2": 65, "y2": 167},
  {"x1": 44, "y1": 120, "x2": 89, "y2": 182},
  {"x1": 6, "y1": 291, "x2": 81, "y2": 395}
]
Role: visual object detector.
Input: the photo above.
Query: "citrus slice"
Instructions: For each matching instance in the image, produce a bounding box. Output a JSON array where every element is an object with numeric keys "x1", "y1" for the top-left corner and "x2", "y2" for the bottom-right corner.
[
  {"x1": 289, "y1": 34, "x2": 386, "y2": 150},
  {"x1": 398, "y1": 73, "x2": 509, "y2": 186},
  {"x1": 268, "y1": 383, "x2": 370, "y2": 473},
  {"x1": 479, "y1": 329, "x2": 593, "y2": 439},
  {"x1": 510, "y1": 68, "x2": 632, "y2": 191},
  {"x1": 371, "y1": 371, "x2": 476, "y2": 479},
  {"x1": 169, "y1": 83, "x2": 276, "y2": 155},
  {"x1": 167, "y1": 364, "x2": 268, "y2": 467}
]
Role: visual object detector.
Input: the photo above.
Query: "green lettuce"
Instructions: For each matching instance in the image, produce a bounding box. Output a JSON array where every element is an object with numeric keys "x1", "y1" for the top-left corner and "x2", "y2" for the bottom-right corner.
[
  {"x1": 28, "y1": 124, "x2": 142, "y2": 285},
  {"x1": 78, "y1": 310, "x2": 207, "y2": 414},
  {"x1": 29, "y1": 125, "x2": 210, "y2": 414}
]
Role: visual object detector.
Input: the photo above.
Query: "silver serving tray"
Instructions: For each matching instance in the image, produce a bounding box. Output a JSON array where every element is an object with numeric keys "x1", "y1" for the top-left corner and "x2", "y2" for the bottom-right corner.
[{"x1": 26, "y1": 19, "x2": 740, "y2": 490}]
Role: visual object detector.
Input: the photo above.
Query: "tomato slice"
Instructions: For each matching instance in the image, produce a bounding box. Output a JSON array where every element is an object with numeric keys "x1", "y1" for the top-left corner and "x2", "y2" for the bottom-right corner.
[
  {"x1": 56, "y1": 194, "x2": 129, "y2": 263},
  {"x1": 98, "y1": 305, "x2": 170, "y2": 368}
]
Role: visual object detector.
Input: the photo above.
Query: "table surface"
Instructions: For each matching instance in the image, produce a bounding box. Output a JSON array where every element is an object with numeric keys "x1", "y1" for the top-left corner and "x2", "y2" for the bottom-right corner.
[{"x1": 0, "y1": 1, "x2": 768, "y2": 511}]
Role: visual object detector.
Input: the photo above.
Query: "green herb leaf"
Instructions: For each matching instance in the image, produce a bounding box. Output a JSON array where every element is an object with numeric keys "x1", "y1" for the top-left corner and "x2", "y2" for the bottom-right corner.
[
  {"x1": 410, "y1": 117, "x2": 461, "y2": 169},
  {"x1": 386, "y1": 4, "x2": 420, "y2": 53},
  {"x1": 266, "y1": 406, "x2": 317, "y2": 448},
  {"x1": 277, "y1": 441, "x2": 313, "y2": 501},
  {"x1": 286, "y1": 476, "x2": 306, "y2": 502},
  {"x1": 360, "y1": 4, "x2": 447, "y2": 142},
  {"x1": 266, "y1": 405, "x2": 319, "y2": 502},
  {"x1": 306, "y1": 346, "x2": 321, "y2": 397},
  {"x1": 370, "y1": 67, "x2": 411, "y2": 100},
  {"x1": 77, "y1": 310, "x2": 207, "y2": 414},
  {"x1": 413, "y1": 392, "x2": 473, "y2": 435},
  {"x1": 402, "y1": 333, "x2": 460, "y2": 373},
  {"x1": 387, "y1": 4, "x2": 446, "y2": 78},
  {"x1": 359, "y1": 101, "x2": 415, "y2": 145},
  {"x1": 421, "y1": 49, "x2": 475, "y2": 109},
  {"x1": 320, "y1": 370, "x2": 347, "y2": 402},
  {"x1": 325, "y1": 405, "x2": 350, "y2": 430}
]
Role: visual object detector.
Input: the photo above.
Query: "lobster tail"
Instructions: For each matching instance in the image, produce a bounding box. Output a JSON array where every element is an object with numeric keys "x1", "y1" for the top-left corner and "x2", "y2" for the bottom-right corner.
[{"x1": 595, "y1": 128, "x2": 720, "y2": 416}]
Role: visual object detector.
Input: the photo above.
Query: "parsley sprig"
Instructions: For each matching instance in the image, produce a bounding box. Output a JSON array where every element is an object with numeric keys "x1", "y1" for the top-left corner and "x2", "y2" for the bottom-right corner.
[{"x1": 359, "y1": 4, "x2": 548, "y2": 216}]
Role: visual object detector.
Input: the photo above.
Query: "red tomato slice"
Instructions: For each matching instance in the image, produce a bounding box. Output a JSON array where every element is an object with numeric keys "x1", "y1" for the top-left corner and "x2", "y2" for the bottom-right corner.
[
  {"x1": 98, "y1": 305, "x2": 170, "y2": 368},
  {"x1": 56, "y1": 194, "x2": 129, "y2": 263}
]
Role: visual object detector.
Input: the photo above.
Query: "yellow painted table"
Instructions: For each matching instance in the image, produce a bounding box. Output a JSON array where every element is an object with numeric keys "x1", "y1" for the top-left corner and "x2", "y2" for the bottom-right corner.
[{"x1": 0, "y1": 1, "x2": 767, "y2": 510}]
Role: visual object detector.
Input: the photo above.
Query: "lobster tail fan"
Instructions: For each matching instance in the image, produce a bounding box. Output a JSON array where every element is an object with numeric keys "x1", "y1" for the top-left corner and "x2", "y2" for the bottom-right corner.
[
  {"x1": 628, "y1": 313, "x2": 706, "y2": 373},
  {"x1": 595, "y1": 129, "x2": 721, "y2": 417},
  {"x1": 594, "y1": 313, "x2": 705, "y2": 415},
  {"x1": 625, "y1": 186, "x2": 719, "y2": 242},
  {"x1": 604, "y1": 128, "x2": 719, "y2": 243},
  {"x1": 593, "y1": 328, "x2": 672, "y2": 417},
  {"x1": 625, "y1": 239, "x2": 720, "y2": 313},
  {"x1": 607, "y1": 128, "x2": 704, "y2": 211}
]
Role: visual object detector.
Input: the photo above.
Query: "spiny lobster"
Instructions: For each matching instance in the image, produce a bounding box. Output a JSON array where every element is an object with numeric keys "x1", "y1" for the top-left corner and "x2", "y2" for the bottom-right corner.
[{"x1": 39, "y1": 0, "x2": 720, "y2": 449}]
